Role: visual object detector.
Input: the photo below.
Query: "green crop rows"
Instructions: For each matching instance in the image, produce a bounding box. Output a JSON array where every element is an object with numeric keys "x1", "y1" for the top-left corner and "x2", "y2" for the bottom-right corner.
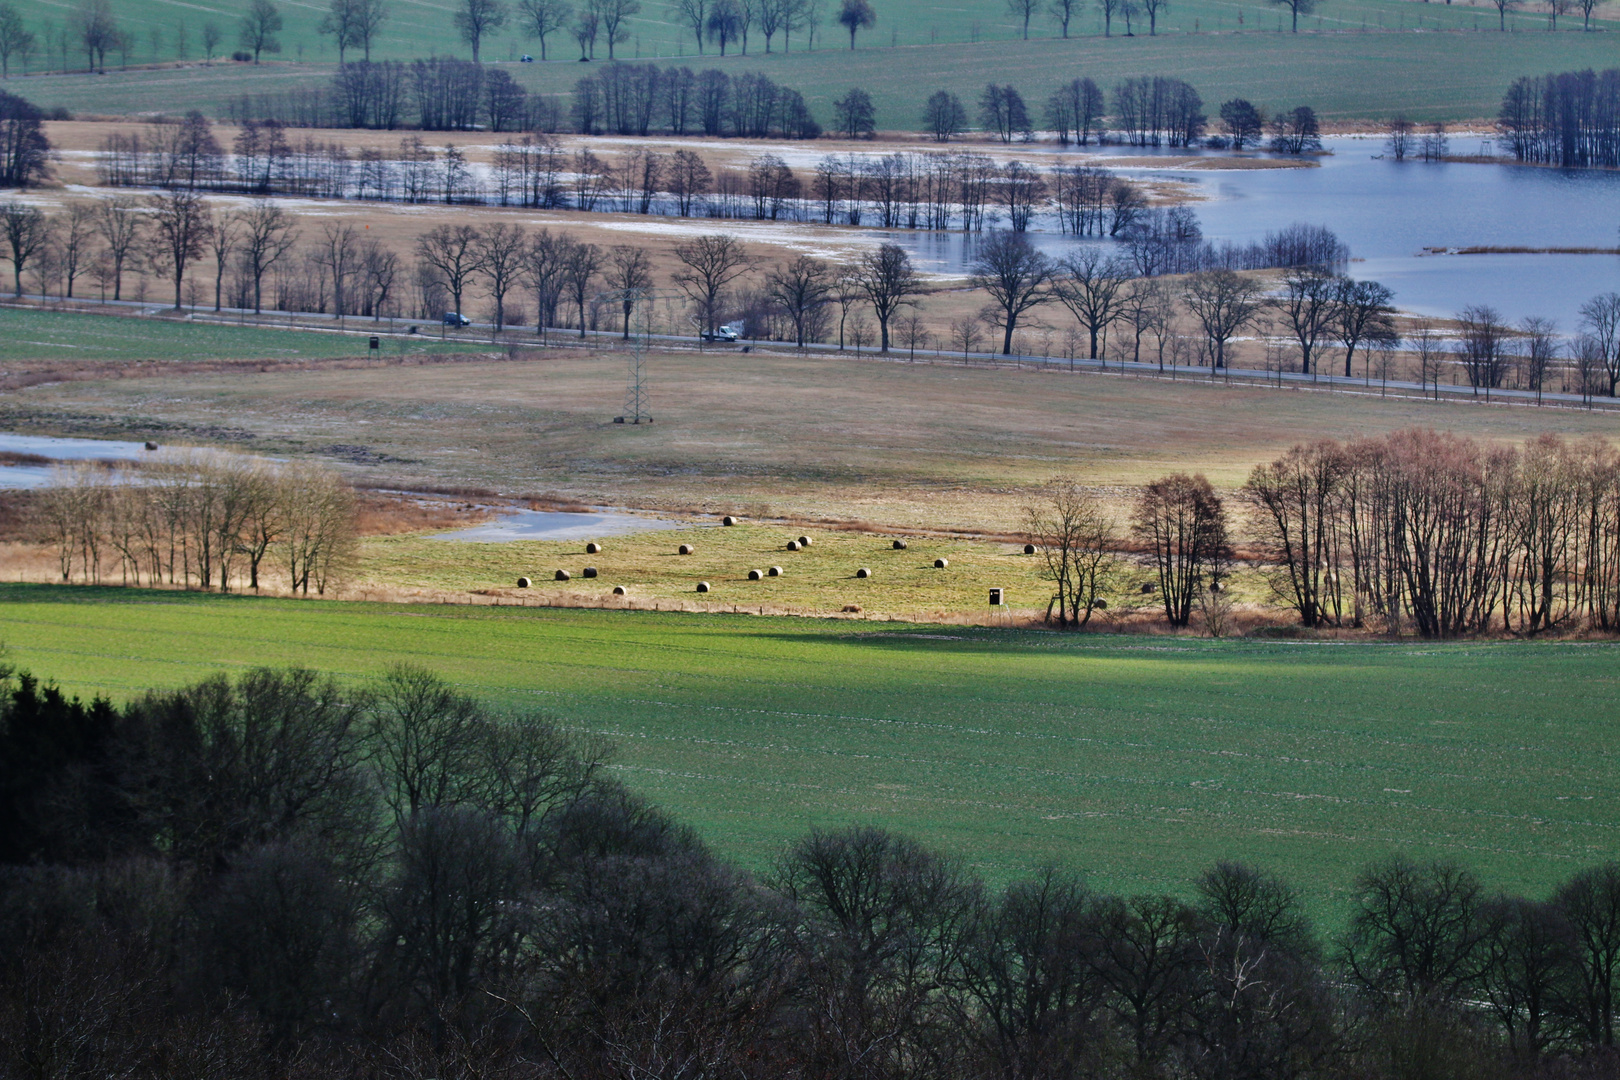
[{"x1": 4, "y1": 583, "x2": 1614, "y2": 919}]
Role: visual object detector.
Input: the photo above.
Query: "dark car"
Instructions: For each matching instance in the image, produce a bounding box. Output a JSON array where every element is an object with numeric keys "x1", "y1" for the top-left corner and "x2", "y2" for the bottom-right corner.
[{"x1": 443, "y1": 312, "x2": 472, "y2": 326}]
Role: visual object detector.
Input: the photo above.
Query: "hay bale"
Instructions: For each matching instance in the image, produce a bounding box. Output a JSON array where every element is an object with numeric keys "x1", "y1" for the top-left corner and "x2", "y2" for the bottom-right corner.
[
  {"x1": 586, "y1": 542, "x2": 601, "y2": 554},
  {"x1": 1023, "y1": 543, "x2": 1036, "y2": 555},
  {"x1": 555, "y1": 569, "x2": 571, "y2": 581},
  {"x1": 856, "y1": 567, "x2": 871, "y2": 579},
  {"x1": 679, "y1": 544, "x2": 694, "y2": 555},
  {"x1": 696, "y1": 581, "x2": 711, "y2": 593},
  {"x1": 722, "y1": 515, "x2": 738, "y2": 526},
  {"x1": 748, "y1": 569, "x2": 763, "y2": 580},
  {"x1": 583, "y1": 567, "x2": 598, "y2": 578},
  {"x1": 768, "y1": 566, "x2": 783, "y2": 577},
  {"x1": 892, "y1": 539, "x2": 908, "y2": 550},
  {"x1": 798, "y1": 536, "x2": 812, "y2": 547},
  {"x1": 516, "y1": 577, "x2": 531, "y2": 588},
  {"x1": 786, "y1": 540, "x2": 800, "y2": 551},
  {"x1": 1141, "y1": 582, "x2": 1156, "y2": 594},
  {"x1": 612, "y1": 585, "x2": 627, "y2": 595},
  {"x1": 934, "y1": 558, "x2": 949, "y2": 569},
  {"x1": 1094, "y1": 597, "x2": 1108, "y2": 610},
  {"x1": 144, "y1": 441, "x2": 159, "y2": 452}
]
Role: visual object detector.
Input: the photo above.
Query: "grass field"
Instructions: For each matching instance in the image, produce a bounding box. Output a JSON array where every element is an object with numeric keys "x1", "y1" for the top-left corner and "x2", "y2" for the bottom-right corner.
[
  {"x1": 14, "y1": 18, "x2": 1620, "y2": 125},
  {"x1": 0, "y1": 306, "x2": 486, "y2": 365},
  {"x1": 2, "y1": 583, "x2": 1614, "y2": 919}
]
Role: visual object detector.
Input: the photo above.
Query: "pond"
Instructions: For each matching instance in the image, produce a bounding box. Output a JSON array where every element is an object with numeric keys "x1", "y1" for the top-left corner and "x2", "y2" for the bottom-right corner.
[
  {"x1": 430, "y1": 509, "x2": 687, "y2": 543},
  {"x1": 887, "y1": 135, "x2": 1620, "y2": 327},
  {"x1": 0, "y1": 433, "x2": 154, "y2": 490}
]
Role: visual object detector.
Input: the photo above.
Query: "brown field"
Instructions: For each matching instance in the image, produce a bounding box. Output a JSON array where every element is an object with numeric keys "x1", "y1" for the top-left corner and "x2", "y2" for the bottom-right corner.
[{"x1": 12, "y1": 345, "x2": 1620, "y2": 532}]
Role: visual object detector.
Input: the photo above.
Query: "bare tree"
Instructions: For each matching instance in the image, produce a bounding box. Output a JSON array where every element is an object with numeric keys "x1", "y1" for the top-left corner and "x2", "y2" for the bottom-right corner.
[
  {"x1": 208, "y1": 206, "x2": 241, "y2": 312},
  {"x1": 1269, "y1": 0, "x2": 1315, "y2": 31},
  {"x1": 835, "y1": 0, "x2": 873, "y2": 47},
  {"x1": 765, "y1": 254, "x2": 831, "y2": 348},
  {"x1": 416, "y1": 224, "x2": 483, "y2": 321},
  {"x1": 1456, "y1": 304, "x2": 1510, "y2": 396},
  {"x1": 1007, "y1": 0, "x2": 1039, "y2": 37},
  {"x1": 972, "y1": 232, "x2": 1055, "y2": 355},
  {"x1": 1184, "y1": 269, "x2": 1264, "y2": 370},
  {"x1": 670, "y1": 0, "x2": 709, "y2": 51},
  {"x1": 73, "y1": 0, "x2": 118, "y2": 71},
  {"x1": 55, "y1": 200, "x2": 96, "y2": 300},
  {"x1": 202, "y1": 20, "x2": 222, "y2": 62},
  {"x1": 1138, "y1": 0, "x2": 1166, "y2": 32},
  {"x1": 317, "y1": 222, "x2": 364, "y2": 320},
  {"x1": 1273, "y1": 265, "x2": 1340, "y2": 375},
  {"x1": 1576, "y1": 0, "x2": 1606, "y2": 27},
  {"x1": 454, "y1": 0, "x2": 509, "y2": 61},
  {"x1": 239, "y1": 199, "x2": 299, "y2": 314},
  {"x1": 238, "y1": 0, "x2": 283, "y2": 62},
  {"x1": 1243, "y1": 441, "x2": 1348, "y2": 627},
  {"x1": 93, "y1": 196, "x2": 142, "y2": 301},
  {"x1": 1047, "y1": 0, "x2": 1080, "y2": 35},
  {"x1": 1335, "y1": 278, "x2": 1395, "y2": 378},
  {"x1": 146, "y1": 190, "x2": 211, "y2": 310},
  {"x1": 1053, "y1": 249, "x2": 1129, "y2": 361},
  {"x1": 950, "y1": 314, "x2": 983, "y2": 359},
  {"x1": 0, "y1": 4, "x2": 35, "y2": 78},
  {"x1": 470, "y1": 222, "x2": 526, "y2": 331},
  {"x1": 1579, "y1": 291, "x2": 1620, "y2": 395},
  {"x1": 1490, "y1": 0, "x2": 1522, "y2": 28},
  {"x1": 1133, "y1": 472, "x2": 1228, "y2": 627},
  {"x1": 1026, "y1": 477, "x2": 1116, "y2": 627},
  {"x1": 851, "y1": 242, "x2": 920, "y2": 353},
  {"x1": 319, "y1": 0, "x2": 387, "y2": 60},
  {"x1": 593, "y1": 0, "x2": 640, "y2": 56},
  {"x1": 672, "y1": 233, "x2": 750, "y2": 335},
  {"x1": 561, "y1": 239, "x2": 602, "y2": 336},
  {"x1": 922, "y1": 90, "x2": 966, "y2": 142},
  {"x1": 0, "y1": 199, "x2": 48, "y2": 296},
  {"x1": 605, "y1": 243, "x2": 653, "y2": 338},
  {"x1": 519, "y1": 0, "x2": 569, "y2": 56}
]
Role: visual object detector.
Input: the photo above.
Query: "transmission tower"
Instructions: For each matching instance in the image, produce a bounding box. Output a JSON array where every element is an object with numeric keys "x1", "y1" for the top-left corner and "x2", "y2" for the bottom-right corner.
[{"x1": 602, "y1": 286, "x2": 679, "y2": 425}]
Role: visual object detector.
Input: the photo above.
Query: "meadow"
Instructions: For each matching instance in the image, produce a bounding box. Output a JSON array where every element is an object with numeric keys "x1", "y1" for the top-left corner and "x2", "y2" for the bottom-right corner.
[
  {"x1": 1, "y1": 582, "x2": 1613, "y2": 920},
  {"x1": 12, "y1": 13, "x2": 1620, "y2": 125}
]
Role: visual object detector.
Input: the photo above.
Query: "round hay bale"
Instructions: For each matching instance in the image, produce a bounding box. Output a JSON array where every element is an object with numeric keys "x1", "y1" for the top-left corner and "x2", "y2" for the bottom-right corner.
[
  {"x1": 722, "y1": 515, "x2": 737, "y2": 526},
  {"x1": 1141, "y1": 582, "x2": 1157, "y2": 594},
  {"x1": 679, "y1": 544, "x2": 694, "y2": 555},
  {"x1": 786, "y1": 540, "x2": 800, "y2": 551},
  {"x1": 934, "y1": 558, "x2": 949, "y2": 569},
  {"x1": 1209, "y1": 581, "x2": 1223, "y2": 593},
  {"x1": 144, "y1": 441, "x2": 159, "y2": 452},
  {"x1": 586, "y1": 542, "x2": 601, "y2": 554},
  {"x1": 747, "y1": 569, "x2": 763, "y2": 580},
  {"x1": 856, "y1": 567, "x2": 871, "y2": 579},
  {"x1": 1094, "y1": 597, "x2": 1108, "y2": 610},
  {"x1": 892, "y1": 539, "x2": 908, "y2": 550},
  {"x1": 612, "y1": 585, "x2": 627, "y2": 595},
  {"x1": 768, "y1": 566, "x2": 783, "y2": 577},
  {"x1": 798, "y1": 536, "x2": 812, "y2": 547},
  {"x1": 555, "y1": 569, "x2": 571, "y2": 581},
  {"x1": 583, "y1": 566, "x2": 598, "y2": 578},
  {"x1": 696, "y1": 581, "x2": 711, "y2": 593},
  {"x1": 1023, "y1": 543, "x2": 1036, "y2": 555},
  {"x1": 516, "y1": 576, "x2": 531, "y2": 588}
]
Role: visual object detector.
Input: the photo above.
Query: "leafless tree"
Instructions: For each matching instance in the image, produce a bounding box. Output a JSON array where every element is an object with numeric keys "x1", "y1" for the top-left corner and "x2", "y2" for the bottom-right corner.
[
  {"x1": 1244, "y1": 441, "x2": 1349, "y2": 627},
  {"x1": 145, "y1": 190, "x2": 212, "y2": 310},
  {"x1": 592, "y1": 0, "x2": 640, "y2": 56},
  {"x1": 473, "y1": 222, "x2": 527, "y2": 331},
  {"x1": 1335, "y1": 278, "x2": 1396, "y2": 378},
  {"x1": 1026, "y1": 477, "x2": 1116, "y2": 627},
  {"x1": 454, "y1": 0, "x2": 509, "y2": 61},
  {"x1": 316, "y1": 222, "x2": 364, "y2": 320},
  {"x1": 851, "y1": 242, "x2": 920, "y2": 352},
  {"x1": 0, "y1": 4, "x2": 35, "y2": 77},
  {"x1": 0, "y1": 200, "x2": 46, "y2": 297},
  {"x1": 1007, "y1": 0, "x2": 1039, "y2": 37},
  {"x1": 1053, "y1": 248, "x2": 1129, "y2": 361},
  {"x1": 1184, "y1": 269, "x2": 1264, "y2": 370},
  {"x1": 239, "y1": 199, "x2": 299, "y2": 314},
  {"x1": 672, "y1": 233, "x2": 750, "y2": 335},
  {"x1": 1270, "y1": 0, "x2": 1315, "y2": 31},
  {"x1": 922, "y1": 90, "x2": 966, "y2": 142},
  {"x1": 1576, "y1": 0, "x2": 1607, "y2": 27},
  {"x1": 972, "y1": 232, "x2": 1054, "y2": 355},
  {"x1": 73, "y1": 0, "x2": 118, "y2": 71},
  {"x1": 561, "y1": 239, "x2": 603, "y2": 336},
  {"x1": 238, "y1": 0, "x2": 283, "y2": 62},
  {"x1": 362, "y1": 240, "x2": 399, "y2": 320},
  {"x1": 1133, "y1": 472, "x2": 1228, "y2": 627},
  {"x1": 765, "y1": 253, "x2": 831, "y2": 348},
  {"x1": 1138, "y1": 0, "x2": 1167, "y2": 32},
  {"x1": 202, "y1": 21, "x2": 222, "y2": 61},
  {"x1": 93, "y1": 196, "x2": 142, "y2": 301},
  {"x1": 415, "y1": 224, "x2": 483, "y2": 321},
  {"x1": 207, "y1": 206, "x2": 240, "y2": 312},
  {"x1": 55, "y1": 200, "x2": 96, "y2": 300},
  {"x1": 605, "y1": 243, "x2": 653, "y2": 338},
  {"x1": 950, "y1": 314, "x2": 983, "y2": 359},
  {"x1": 1274, "y1": 265, "x2": 1340, "y2": 375},
  {"x1": 518, "y1": 0, "x2": 569, "y2": 56},
  {"x1": 670, "y1": 0, "x2": 709, "y2": 51},
  {"x1": 1579, "y1": 291, "x2": 1620, "y2": 395}
]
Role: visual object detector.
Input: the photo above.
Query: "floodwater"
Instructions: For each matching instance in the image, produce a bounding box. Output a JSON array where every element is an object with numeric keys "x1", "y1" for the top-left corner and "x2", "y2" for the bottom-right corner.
[
  {"x1": 430, "y1": 509, "x2": 686, "y2": 542},
  {"x1": 888, "y1": 135, "x2": 1620, "y2": 327},
  {"x1": 0, "y1": 433, "x2": 154, "y2": 490}
]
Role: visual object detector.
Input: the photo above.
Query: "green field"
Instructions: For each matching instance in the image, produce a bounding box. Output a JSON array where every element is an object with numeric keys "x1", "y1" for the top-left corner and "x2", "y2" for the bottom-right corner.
[
  {"x1": 15, "y1": 14, "x2": 1620, "y2": 124},
  {"x1": 5, "y1": 583, "x2": 1615, "y2": 918},
  {"x1": 0, "y1": 307, "x2": 486, "y2": 365}
]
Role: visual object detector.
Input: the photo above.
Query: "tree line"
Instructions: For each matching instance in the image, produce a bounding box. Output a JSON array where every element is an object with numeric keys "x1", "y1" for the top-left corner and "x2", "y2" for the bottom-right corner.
[
  {"x1": 1029, "y1": 430, "x2": 1620, "y2": 638},
  {"x1": 38, "y1": 451, "x2": 358, "y2": 595},
  {"x1": 1500, "y1": 67, "x2": 1620, "y2": 168},
  {"x1": 3, "y1": 660, "x2": 1620, "y2": 1080}
]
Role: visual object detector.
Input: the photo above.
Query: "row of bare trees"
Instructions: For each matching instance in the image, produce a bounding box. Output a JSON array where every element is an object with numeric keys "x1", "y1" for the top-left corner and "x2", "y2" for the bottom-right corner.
[
  {"x1": 39, "y1": 452, "x2": 357, "y2": 595},
  {"x1": 4, "y1": 661, "x2": 1620, "y2": 1080},
  {"x1": 1030, "y1": 431, "x2": 1620, "y2": 639}
]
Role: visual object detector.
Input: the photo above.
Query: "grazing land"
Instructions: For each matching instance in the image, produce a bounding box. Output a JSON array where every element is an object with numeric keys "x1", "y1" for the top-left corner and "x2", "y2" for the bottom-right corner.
[
  {"x1": 2, "y1": 583, "x2": 1613, "y2": 919},
  {"x1": 15, "y1": 24, "x2": 1620, "y2": 126}
]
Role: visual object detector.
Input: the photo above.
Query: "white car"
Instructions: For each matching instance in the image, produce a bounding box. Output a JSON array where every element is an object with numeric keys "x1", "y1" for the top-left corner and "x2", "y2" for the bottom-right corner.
[{"x1": 701, "y1": 321, "x2": 744, "y2": 342}]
